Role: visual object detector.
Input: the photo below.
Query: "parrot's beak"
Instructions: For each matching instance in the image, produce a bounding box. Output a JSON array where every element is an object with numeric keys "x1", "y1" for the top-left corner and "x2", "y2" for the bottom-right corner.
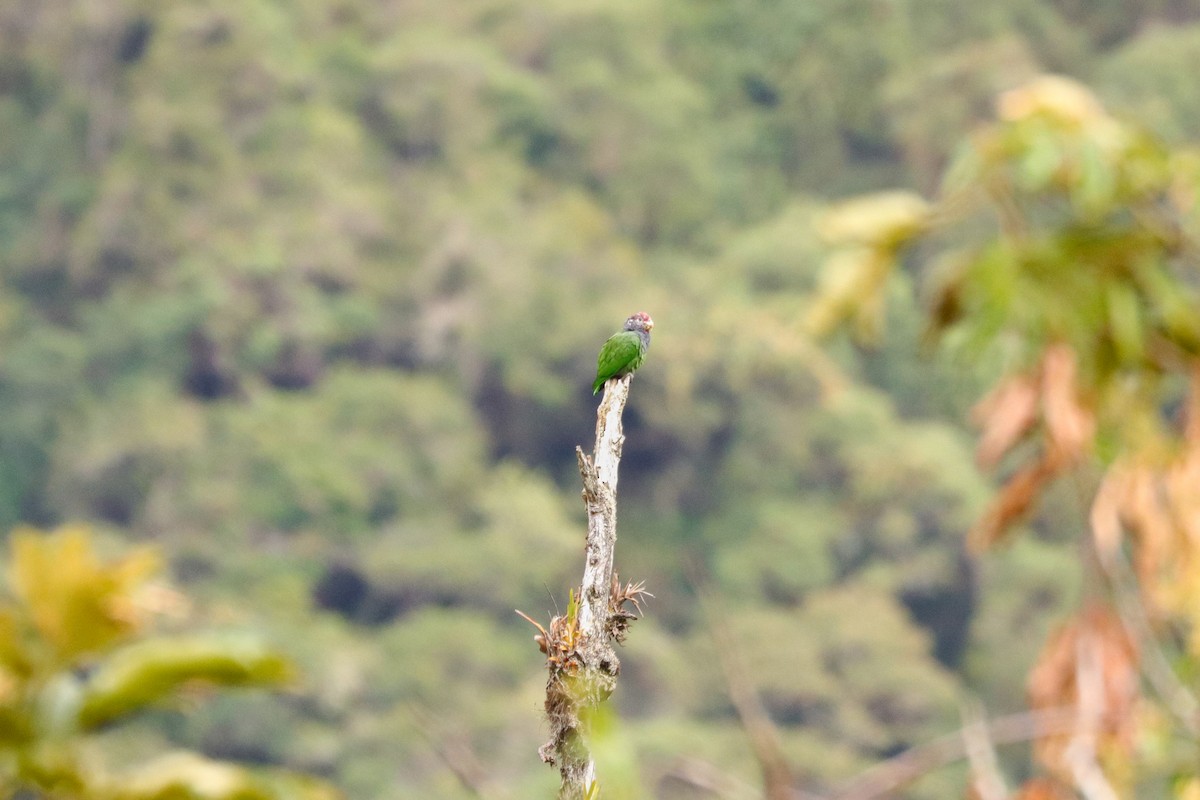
[{"x1": 646, "y1": 318, "x2": 654, "y2": 330}]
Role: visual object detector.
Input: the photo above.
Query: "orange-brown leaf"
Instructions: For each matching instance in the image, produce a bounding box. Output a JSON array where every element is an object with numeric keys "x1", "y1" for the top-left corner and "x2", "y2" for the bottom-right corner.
[
  {"x1": 972, "y1": 372, "x2": 1040, "y2": 469},
  {"x1": 1027, "y1": 606, "x2": 1139, "y2": 778},
  {"x1": 1089, "y1": 461, "x2": 1176, "y2": 586},
  {"x1": 1012, "y1": 777, "x2": 1073, "y2": 800},
  {"x1": 1089, "y1": 465, "x2": 1128, "y2": 567},
  {"x1": 1185, "y1": 361, "x2": 1200, "y2": 442},
  {"x1": 1041, "y1": 344, "x2": 1095, "y2": 467},
  {"x1": 1126, "y1": 466, "x2": 1175, "y2": 585},
  {"x1": 970, "y1": 457, "x2": 1059, "y2": 551}
]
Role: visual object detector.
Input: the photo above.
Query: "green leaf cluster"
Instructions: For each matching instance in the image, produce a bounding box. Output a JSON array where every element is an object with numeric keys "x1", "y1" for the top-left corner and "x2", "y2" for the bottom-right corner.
[{"x1": 0, "y1": 525, "x2": 332, "y2": 800}]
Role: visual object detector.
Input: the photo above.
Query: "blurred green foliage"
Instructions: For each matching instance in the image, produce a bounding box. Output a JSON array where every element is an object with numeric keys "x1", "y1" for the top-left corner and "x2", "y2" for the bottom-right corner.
[
  {"x1": 2, "y1": 0, "x2": 1198, "y2": 796},
  {"x1": 813, "y1": 73, "x2": 1200, "y2": 794},
  {"x1": 0, "y1": 524, "x2": 335, "y2": 799}
]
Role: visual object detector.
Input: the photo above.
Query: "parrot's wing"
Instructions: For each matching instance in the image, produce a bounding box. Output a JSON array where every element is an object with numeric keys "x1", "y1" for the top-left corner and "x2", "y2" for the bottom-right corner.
[{"x1": 593, "y1": 331, "x2": 641, "y2": 394}]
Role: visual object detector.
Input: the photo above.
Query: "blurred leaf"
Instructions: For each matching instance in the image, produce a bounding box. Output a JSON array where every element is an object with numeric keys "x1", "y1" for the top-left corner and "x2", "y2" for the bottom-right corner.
[
  {"x1": 1040, "y1": 343, "x2": 1095, "y2": 465},
  {"x1": 972, "y1": 372, "x2": 1039, "y2": 469},
  {"x1": 817, "y1": 191, "x2": 931, "y2": 249},
  {"x1": 1013, "y1": 778, "x2": 1075, "y2": 799},
  {"x1": 0, "y1": 608, "x2": 31, "y2": 678},
  {"x1": 110, "y1": 751, "x2": 307, "y2": 800},
  {"x1": 807, "y1": 248, "x2": 893, "y2": 341},
  {"x1": 1026, "y1": 606, "x2": 1139, "y2": 778},
  {"x1": 970, "y1": 457, "x2": 1059, "y2": 551},
  {"x1": 1016, "y1": 129, "x2": 1064, "y2": 191},
  {"x1": 1134, "y1": 260, "x2": 1200, "y2": 354},
  {"x1": 78, "y1": 637, "x2": 293, "y2": 730},
  {"x1": 1104, "y1": 281, "x2": 1143, "y2": 364},
  {"x1": 1074, "y1": 137, "x2": 1117, "y2": 215},
  {"x1": 9, "y1": 525, "x2": 159, "y2": 663},
  {"x1": 996, "y1": 75, "x2": 1106, "y2": 126}
]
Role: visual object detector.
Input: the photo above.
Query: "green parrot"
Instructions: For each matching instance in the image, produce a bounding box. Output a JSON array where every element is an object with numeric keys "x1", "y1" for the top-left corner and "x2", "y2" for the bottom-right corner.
[{"x1": 592, "y1": 312, "x2": 654, "y2": 395}]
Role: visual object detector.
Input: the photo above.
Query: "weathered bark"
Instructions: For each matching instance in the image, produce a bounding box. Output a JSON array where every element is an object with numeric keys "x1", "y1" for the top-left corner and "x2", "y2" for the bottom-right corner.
[
  {"x1": 575, "y1": 376, "x2": 628, "y2": 654},
  {"x1": 532, "y1": 374, "x2": 638, "y2": 799}
]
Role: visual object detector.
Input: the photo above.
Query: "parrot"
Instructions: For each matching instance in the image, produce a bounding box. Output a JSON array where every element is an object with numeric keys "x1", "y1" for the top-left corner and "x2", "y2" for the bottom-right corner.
[{"x1": 592, "y1": 312, "x2": 654, "y2": 395}]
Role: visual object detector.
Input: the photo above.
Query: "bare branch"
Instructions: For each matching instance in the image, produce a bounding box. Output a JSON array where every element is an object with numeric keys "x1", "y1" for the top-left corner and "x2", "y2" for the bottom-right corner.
[
  {"x1": 687, "y1": 563, "x2": 795, "y2": 800},
  {"x1": 1064, "y1": 633, "x2": 1119, "y2": 800},
  {"x1": 1103, "y1": 548, "x2": 1200, "y2": 736},
  {"x1": 834, "y1": 707, "x2": 1079, "y2": 800},
  {"x1": 410, "y1": 704, "x2": 497, "y2": 799},
  {"x1": 655, "y1": 757, "x2": 762, "y2": 800},
  {"x1": 534, "y1": 374, "x2": 645, "y2": 799},
  {"x1": 577, "y1": 375, "x2": 630, "y2": 638},
  {"x1": 959, "y1": 697, "x2": 1008, "y2": 800}
]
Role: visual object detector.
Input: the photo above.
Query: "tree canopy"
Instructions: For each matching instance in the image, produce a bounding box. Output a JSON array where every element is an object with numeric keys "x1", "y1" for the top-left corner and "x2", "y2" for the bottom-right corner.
[{"x1": 3, "y1": 0, "x2": 1200, "y2": 797}]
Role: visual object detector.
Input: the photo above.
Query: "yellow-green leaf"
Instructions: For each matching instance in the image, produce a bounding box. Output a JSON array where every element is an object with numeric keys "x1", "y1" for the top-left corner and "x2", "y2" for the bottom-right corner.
[
  {"x1": 9, "y1": 525, "x2": 160, "y2": 663},
  {"x1": 816, "y1": 191, "x2": 930, "y2": 249},
  {"x1": 1105, "y1": 281, "x2": 1143, "y2": 364},
  {"x1": 78, "y1": 636, "x2": 293, "y2": 730},
  {"x1": 806, "y1": 247, "x2": 893, "y2": 340},
  {"x1": 109, "y1": 751, "x2": 274, "y2": 800}
]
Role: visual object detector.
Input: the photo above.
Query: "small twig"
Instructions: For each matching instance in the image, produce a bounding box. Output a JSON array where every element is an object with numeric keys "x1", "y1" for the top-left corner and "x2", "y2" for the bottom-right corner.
[
  {"x1": 1064, "y1": 632, "x2": 1119, "y2": 800},
  {"x1": 1075, "y1": 463, "x2": 1200, "y2": 738},
  {"x1": 1103, "y1": 548, "x2": 1200, "y2": 736},
  {"x1": 834, "y1": 706, "x2": 1079, "y2": 800},
  {"x1": 515, "y1": 609, "x2": 551, "y2": 654},
  {"x1": 410, "y1": 704, "x2": 497, "y2": 799},
  {"x1": 686, "y1": 560, "x2": 795, "y2": 800},
  {"x1": 959, "y1": 697, "x2": 1007, "y2": 800},
  {"x1": 656, "y1": 757, "x2": 764, "y2": 800}
]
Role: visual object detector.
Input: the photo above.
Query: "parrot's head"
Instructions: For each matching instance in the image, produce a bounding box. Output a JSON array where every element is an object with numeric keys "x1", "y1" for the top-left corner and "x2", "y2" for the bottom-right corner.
[{"x1": 625, "y1": 312, "x2": 654, "y2": 333}]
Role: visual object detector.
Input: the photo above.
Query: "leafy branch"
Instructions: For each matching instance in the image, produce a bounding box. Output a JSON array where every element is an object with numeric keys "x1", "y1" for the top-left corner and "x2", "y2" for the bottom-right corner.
[
  {"x1": 810, "y1": 74, "x2": 1200, "y2": 794},
  {"x1": 0, "y1": 524, "x2": 337, "y2": 800}
]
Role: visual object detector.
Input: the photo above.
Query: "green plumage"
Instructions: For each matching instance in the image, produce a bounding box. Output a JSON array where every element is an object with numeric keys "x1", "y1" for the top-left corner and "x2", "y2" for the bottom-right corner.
[
  {"x1": 592, "y1": 313, "x2": 653, "y2": 395},
  {"x1": 592, "y1": 333, "x2": 644, "y2": 395}
]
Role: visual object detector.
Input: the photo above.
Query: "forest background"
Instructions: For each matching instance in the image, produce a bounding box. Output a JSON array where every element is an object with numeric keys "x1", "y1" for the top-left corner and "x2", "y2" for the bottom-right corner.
[{"x1": 3, "y1": 0, "x2": 1200, "y2": 798}]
